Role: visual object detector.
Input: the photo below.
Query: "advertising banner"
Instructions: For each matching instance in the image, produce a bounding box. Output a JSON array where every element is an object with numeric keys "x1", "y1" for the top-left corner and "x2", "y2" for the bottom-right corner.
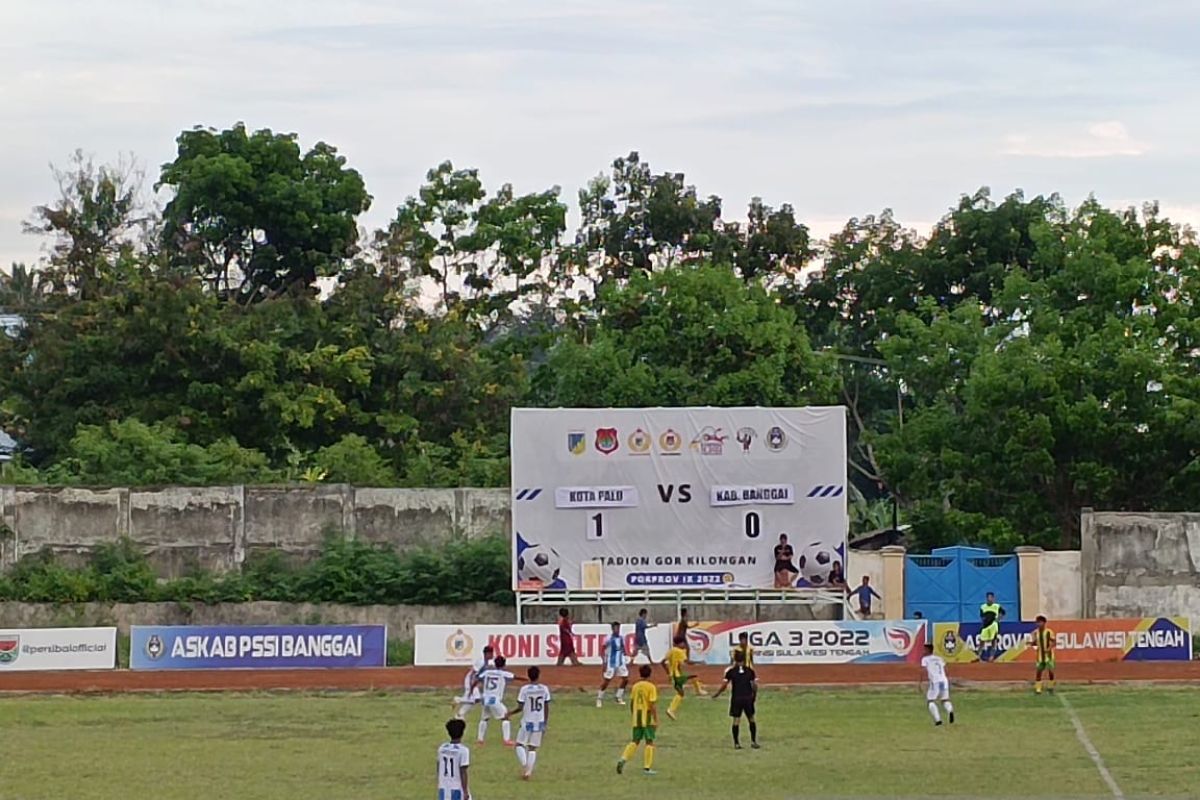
[
  {"x1": 130, "y1": 625, "x2": 387, "y2": 670},
  {"x1": 0, "y1": 627, "x2": 117, "y2": 672},
  {"x1": 414, "y1": 623, "x2": 674, "y2": 666},
  {"x1": 685, "y1": 620, "x2": 928, "y2": 665},
  {"x1": 511, "y1": 407, "x2": 849, "y2": 591},
  {"x1": 932, "y1": 617, "x2": 1192, "y2": 663}
]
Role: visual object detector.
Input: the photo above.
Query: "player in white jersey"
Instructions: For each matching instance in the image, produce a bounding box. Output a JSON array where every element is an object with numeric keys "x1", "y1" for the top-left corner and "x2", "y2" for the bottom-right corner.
[
  {"x1": 453, "y1": 645, "x2": 495, "y2": 720},
  {"x1": 471, "y1": 654, "x2": 518, "y2": 745},
  {"x1": 507, "y1": 665, "x2": 552, "y2": 780},
  {"x1": 597, "y1": 621, "x2": 630, "y2": 707},
  {"x1": 919, "y1": 643, "x2": 955, "y2": 726},
  {"x1": 437, "y1": 718, "x2": 471, "y2": 800}
]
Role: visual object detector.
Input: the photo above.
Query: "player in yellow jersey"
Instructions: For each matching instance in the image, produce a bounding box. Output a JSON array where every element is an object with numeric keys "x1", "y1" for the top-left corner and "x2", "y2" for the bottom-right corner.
[
  {"x1": 1033, "y1": 615, "x2": 1056, "y2": 694},
  {"x1": 617, "y1": 664, "x2": 659, "y2": 776},
  {"x1": 661, "y1": 636, "x2": 697, "y2": 720},
  {"x1": 730, "y1": 631, "x2": 755, "y2": 670}
]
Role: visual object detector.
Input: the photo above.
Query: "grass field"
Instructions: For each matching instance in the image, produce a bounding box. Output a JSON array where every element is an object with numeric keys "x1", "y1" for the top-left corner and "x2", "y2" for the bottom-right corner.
[{"x1": 2, "y1": 686, "x2": 1198, "y2": 799}]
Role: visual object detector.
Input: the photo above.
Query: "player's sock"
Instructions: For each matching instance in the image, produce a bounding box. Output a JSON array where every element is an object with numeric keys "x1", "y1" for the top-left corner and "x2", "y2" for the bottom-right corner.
[
  {"x1": 669, "y1": 694, "x2": 683, "y2": 716},
  {"x1": 943, "y1": 700, "x2": 954, "y2": 723},
  {"x1": 692, "y1": 677, "x2": 706, "y2": 694},
  {"x1": 1049, "y1": 677, "x2": 1056, "y2": 691},
  {"x1": 928, "y1": 701, "x2": 942, "y2": 724},
  {"x1": 616, "y1": 686, "x2": 625, "y2": 701},
  {"x1": 621, "y1": 742, "x2": 638, "y2": 763},
  {"x1": 643, "y1": 744, "x2": 655, "y2": 770},
  {"x1": 526, "y1": 750, "x2": 538, "y2": 775},
  {"x1": 749, "y1": 722, "x2": 758, "y2": 743},
  {"x1": 732, "y1": 724, "x2": 740, "y2": 746},
  {"x1": 1035, "y1": 680, "x2": 1042, "y2": 693},
  {"x1": 501, "y1": 719, "x2": 512, "y2": 741},
  {"x1": 515, "y1": 744, "x2": 528, "y2": 767},
  {"x1": 477, "y1": 719, "x2": 488, "y2": 742},
  {"x1": 455, "y1": 703, "x2": 472, "y2": 719}
]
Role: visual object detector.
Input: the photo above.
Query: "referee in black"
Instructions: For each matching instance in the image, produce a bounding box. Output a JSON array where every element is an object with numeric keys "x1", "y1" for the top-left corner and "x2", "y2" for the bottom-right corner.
[{"x1": 711, "y1": 649, "x2": 759, "y2": 749}]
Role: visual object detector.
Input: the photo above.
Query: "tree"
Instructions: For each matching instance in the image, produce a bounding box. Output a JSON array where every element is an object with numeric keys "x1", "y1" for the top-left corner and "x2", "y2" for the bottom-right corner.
[
  {"x1": 158, "y1": 124, "x2": 371, "y2": 301},
  {"x1": 23, "y1": 151, "x2": 150, "y2": 300},
  {"x1": 535, "y1": 263, "x2": 834, "y2": 408}
]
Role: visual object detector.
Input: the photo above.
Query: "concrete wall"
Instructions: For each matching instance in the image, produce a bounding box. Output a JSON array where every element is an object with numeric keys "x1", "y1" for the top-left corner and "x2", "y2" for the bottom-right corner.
[
  {"x1": 1081, "y1": 509, "x2": 1200, "y2": 620},
  {"x1": 1040, "y1": 550, "x2": 1083, "y2": 619},
  {"x1": 0, "y1": 485, "x2": 511, "y2": 575}
]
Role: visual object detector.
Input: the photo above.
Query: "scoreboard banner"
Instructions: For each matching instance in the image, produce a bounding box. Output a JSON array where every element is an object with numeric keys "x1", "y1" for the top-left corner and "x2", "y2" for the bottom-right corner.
[
  {"x1": 686, "y1": 620, "x2": 927, "y2": 665},
  {"x1": 511, "y1": 407, "x2": 849, "y2": 591},
  {"x1": 414, "y1": 623, "x2": 674, "y2": 666},
  {"x1": 932, "y1": 617, "x2": 1192, "y2": 663}
]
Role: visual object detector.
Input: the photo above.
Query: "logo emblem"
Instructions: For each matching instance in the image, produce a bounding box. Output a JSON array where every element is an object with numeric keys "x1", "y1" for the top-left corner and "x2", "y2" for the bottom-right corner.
[
  {"x1": 885, "y1": 627, "x2": 914, "y2": 653},
  {"x1": 567, "y1": 431, "x2": 586, "y2": 455},
  {"x1": 735, "y1": 427, "x2": 755, "y2": 453},
  {"x1": 659, "y1": 429, "x2": 682, "y2": 454},
  {"x1": 686, "y1": 629, "x2": 713, "y2": 654},
  {"x1": 628, "y1": 428, "x2": 651, "y2": 454},
  {"x1": 595, "y1": 428, "x2": 619, "y2": 454},
  {"x1": 943, "y1": 630, "x2": 958, "y2": 655},
  {"x1": 691, "y1": 426, "x2": 726, "y2": 456},
  {"x1": 766, "y1": 426, "x2": 787, "y2": 451},
  {"x1": 445, "y1": 629, "x2": 474, "y2": 659},
  {"x1": 0, "y1": 635, "x2": 19, "y2": 665},
  {"x1": 145, "y1": 634, "x2": 165, "y2": 661}
]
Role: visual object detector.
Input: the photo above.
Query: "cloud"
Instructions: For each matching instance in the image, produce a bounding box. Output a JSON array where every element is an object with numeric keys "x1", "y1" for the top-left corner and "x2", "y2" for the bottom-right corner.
[{"x1": 1001, "y1": 121, "x2": 1148, "y2": 159}]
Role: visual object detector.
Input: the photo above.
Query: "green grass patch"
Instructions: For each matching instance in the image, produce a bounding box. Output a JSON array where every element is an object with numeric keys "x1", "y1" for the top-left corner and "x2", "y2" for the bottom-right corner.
[{"x1": 0, "y1": 686, "x2": 1192, "y2": 799}]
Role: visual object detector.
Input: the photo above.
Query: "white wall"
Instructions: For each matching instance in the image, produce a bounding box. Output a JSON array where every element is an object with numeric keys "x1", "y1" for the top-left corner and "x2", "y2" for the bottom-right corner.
[{"x1": 1040, "y1": 550, "x2": 1082, "y2": 619}]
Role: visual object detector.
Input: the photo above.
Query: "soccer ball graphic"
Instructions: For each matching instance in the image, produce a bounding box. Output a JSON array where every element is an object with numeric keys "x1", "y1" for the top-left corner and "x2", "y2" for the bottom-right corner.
[
  {"x1": 517, "y1": 542, "x2": 562, "y2": 585},
  {"x1": 797, "y1": 541, "x2": 834, "y2": 586}
]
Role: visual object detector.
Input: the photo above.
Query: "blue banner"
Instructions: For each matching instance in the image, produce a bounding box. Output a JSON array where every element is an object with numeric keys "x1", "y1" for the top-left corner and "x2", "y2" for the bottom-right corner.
[{"x1": 130, "y1": 625, "x2": 388, "y2": 670}]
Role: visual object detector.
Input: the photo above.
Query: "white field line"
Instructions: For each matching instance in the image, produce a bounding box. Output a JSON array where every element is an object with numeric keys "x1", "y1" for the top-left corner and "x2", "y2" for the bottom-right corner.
[{"x1": 1059, "y1": 692, "x2": 1125, "y2": 799}]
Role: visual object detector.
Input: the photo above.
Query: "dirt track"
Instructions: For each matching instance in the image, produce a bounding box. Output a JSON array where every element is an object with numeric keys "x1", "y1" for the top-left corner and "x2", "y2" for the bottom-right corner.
[{"x1": 3, "y1": 661, "x2": 1199, "y2": 694}]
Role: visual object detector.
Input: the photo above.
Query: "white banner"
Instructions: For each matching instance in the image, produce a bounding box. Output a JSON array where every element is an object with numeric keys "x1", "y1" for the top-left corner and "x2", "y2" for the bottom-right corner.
[
  {"x1": 554, "y1": 486, "x2": 640, "y2": 509},
  {"x1": 0, "y1": 627, "x2": 117, "y2": 672},
  {"x1": 512, "y1": 407, "x2": 848, "y2": 591},
  {"x1": 685, "y1": 620, "x2": 928, "y2": 665},
  {"x1": 710, "y1": 484, "x2": 796, "y2": 507},
  {"x1": 415, "y1": 623, "x2": 673, "y2": 666}
]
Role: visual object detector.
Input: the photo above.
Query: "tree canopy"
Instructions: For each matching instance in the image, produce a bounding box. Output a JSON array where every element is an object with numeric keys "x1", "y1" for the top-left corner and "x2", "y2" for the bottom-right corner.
[{"x1": 2, "y1": 126, "x2": 1198, "y2": 551}]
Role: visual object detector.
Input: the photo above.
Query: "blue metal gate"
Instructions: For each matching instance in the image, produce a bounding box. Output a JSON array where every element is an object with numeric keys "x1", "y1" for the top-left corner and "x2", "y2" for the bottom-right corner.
[{"x1": 904, "y1": 546, "x2": 1019, "y2": 622}]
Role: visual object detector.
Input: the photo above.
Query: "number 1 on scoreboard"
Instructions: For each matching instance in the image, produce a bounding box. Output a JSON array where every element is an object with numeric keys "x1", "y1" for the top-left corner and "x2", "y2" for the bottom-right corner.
[{"x1": 587, "y1": 512, "x2": 605, "y2": 540}]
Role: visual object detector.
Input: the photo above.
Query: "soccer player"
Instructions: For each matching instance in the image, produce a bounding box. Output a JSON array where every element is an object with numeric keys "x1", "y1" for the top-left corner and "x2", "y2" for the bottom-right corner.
[
  {"x1": 508, "y1": 665, "x2": 551, "y2": 780},
  {"x1": 617, "y1": 664, "x2": 659, "y2": 776},
  {"x1": 712, "y1": 649, "x2": 759, "y2": 749},
  {"x1": 437, "y1": 718, "x2": 471, "y2": 800},
  {"x1": 661, "y1": 635, "x2": 698, "y2": 719},
  {"x1": 632, "y1": 608, "x2": 652, "y2": 663},
  {"x1": 673, "y1": 610, "x2": 706, "y2": 696},
  {"x1": 978, "y1": 592, "x2": 1005, "y2": 662},
  {"x1": 597, "y1": 621, "x2": 630, "y2": 707},
  {"x1": 453, "y1": 644, "x2": 494, "y2": 720},
  {"x1": 1034, "y1": 615, "x2": 1057, "y2": 694},
  {"x1": 472, "y1": 655, "x2": 517, "y2": 745},
  {"x1": 730, "y1": 631, "x2": 755, "y2": 669},
  {"x1": 919, "y1": 643, "x2": 955, "y2": 726},
  {"x1": 556, "y1": 607, "x2": 582, "y2": 666}
]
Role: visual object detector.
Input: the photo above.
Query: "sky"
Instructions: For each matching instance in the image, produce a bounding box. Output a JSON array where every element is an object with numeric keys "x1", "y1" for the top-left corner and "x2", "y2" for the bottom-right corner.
[{"x1": 2, "y1": 0, "x2": 1199, "y2": 269}]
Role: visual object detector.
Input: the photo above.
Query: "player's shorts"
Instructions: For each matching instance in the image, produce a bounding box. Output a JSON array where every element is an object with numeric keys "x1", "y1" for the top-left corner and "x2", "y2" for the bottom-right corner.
[
  {"x1": 631, "y1": 725, "x2": 657, "y2": 743},
  {"x1": 774, "y1": 560, "x2": 798, "y2": 574},
  {"x1": 926, "y1": 680, "x2": 950, "y2": 701},
  {"x1": 437, "y1": 789, "x2": 464, "y2": 800},
  {"x1": 481, "y1": 699, "x2": 508, "y2": 720},
  {"x1": 672, "y1": 675, "x2": 690, "y2": 693},
  {"x1": 603, "y1": 663, "x2": 629, "y2": 680},
  {"x1": 516, "y1": 722, "x2": 545, "y2": 748},
  {"x1": 1036, "y1": 656, "x2": 1056, "y2": 671},
  {"x1": 979, "y1": 623, "x2": 999, "y2": 643},
  {"x1": 729, "y1": 697, "x2": 756, "y2": 718}
]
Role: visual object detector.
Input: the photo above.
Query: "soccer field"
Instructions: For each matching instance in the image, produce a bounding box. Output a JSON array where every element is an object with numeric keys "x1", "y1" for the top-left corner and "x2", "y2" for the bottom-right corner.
[{"x1": 1, "y1": 687, "x2": 1197, "y2": 799}]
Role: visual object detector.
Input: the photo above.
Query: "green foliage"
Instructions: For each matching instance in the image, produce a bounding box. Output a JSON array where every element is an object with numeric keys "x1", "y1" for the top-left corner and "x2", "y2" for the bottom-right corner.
[{"x1": 0, "y1": 535, "x2": 513, "y2": 606}]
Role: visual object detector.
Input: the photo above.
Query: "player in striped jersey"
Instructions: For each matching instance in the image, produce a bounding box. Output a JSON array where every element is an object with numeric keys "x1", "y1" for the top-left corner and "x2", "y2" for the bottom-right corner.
[
  {"x1": 508, "y1": 666, "x2": 551, "y2": 780},
  {"x1": 437, "y1": 718, "x2": 471, "y2": 800},
  {"x1": 472, "y1": 655, "x2": 517, "y2": 745},
  {"x1": 597, "y1": 621, "x2": 630, "y2": 707},
  {"x1": 453, "y1": 645, "x2": 494, "y2": 720}
]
